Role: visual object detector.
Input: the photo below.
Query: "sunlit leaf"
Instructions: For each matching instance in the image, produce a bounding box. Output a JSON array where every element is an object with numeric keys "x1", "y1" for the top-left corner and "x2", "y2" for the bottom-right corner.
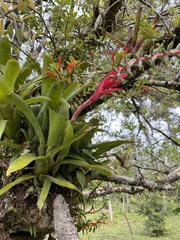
[
  {"x1": 46, "y1": 175, "x2": 82, "y2": 194},
  {"x1": 7, "y1": 92, "x2": 45, "y2": 155},
  {"x1": 6, "y1": 153, "x2": 47, "y2": 176},
  {"x1": 0, "y1": 18, "x2": 4, "y2": 35},
  {"x1": 25, "y1": 96, "x2": 51, "y2": 105},
  {"x1": 46, "y1": 109, "x2": 65, "y2": 152},
  {"x1": 3, "y1": 59, "x2": 20, "y2": 93},
  {"x1": 17, "y1": 1, "x2": 27, "y2": 10},
  {"x1": 0, "y1": 119, "x2": 7, "y2": 139},
  {"x1": 28, "y1": 0, "x2": 35, "y2": 9},
  {"x1": 37, "y1": 177, "x2": 51, "y2": 210},
  {"x1": 0, "y1": 0, "x2": 12, "y2": 13}
]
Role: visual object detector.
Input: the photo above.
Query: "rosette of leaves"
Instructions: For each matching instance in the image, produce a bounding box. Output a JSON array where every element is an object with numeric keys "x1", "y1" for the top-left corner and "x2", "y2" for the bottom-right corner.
[{"x1": 0, "y1": 38, "x2": 131, "y2": 210}]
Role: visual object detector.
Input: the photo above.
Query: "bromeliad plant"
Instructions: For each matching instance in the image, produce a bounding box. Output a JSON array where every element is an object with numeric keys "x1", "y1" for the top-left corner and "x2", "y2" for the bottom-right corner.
[
  {"x1": 0, "y1": 33, "x2": 180, "y2": 213},
  {"x1": 0, "y1": 37, "x2": 131, "y2": 211}
]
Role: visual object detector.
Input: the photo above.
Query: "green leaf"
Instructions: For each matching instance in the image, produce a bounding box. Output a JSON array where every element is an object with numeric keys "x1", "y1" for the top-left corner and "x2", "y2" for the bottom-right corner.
[
  {"x1": 47, "y1": 127, "x2": 91, "y2": 159},
  {"x1": 132, "y1": 7, "x2": 142, "y2": 47},
  {"x1": 0, "y1": 38, "x2": 11, "y2": 65},
  {"x1": 62, "y1": 83, "x2": 82, "y2": 101},
  {"x1": 3, "y1": 59, "x2": 20, "y2": 93},
  {"x1": 57, "y1": 121, "x2": 74, "y2": 159},
  {"x1": 76, "y1": 171, "x2": 86, "y2": 189},
  {"x1": 37, "y1": 177, "x2": 51, "y2": 210},
  {"x1": 0, "y1": 119, "x2": 7, "y2": 139},
  {"x1": 46, "y1": 174, "x2": 82, "y2": 194},
  {"x1": 51, "y1": 121, "x2": 74, "y2": 175},
  {"x1": 61, "y1": 159, "x2": 113, "y2": 176},
  {"x1": 46, "y1": 109, "x2": 65, "y2": 152},
  {"x1": 7, "y1": 92, "x2": 45, "y2": 155},
  {"x1": 19, "y1": 78, "x2": 42, "y2": 99},
  {"x1": 25, "y1": 96, "x2": 51, "y2": 105},
  {"x1": 6, "y1": 153, "x2": 47, "y2": 176},
  {"x1": 88, "y1": 140, "x2": 133, "y2": 157},
  {"x1": 78, "y1": 62, "x2": 89, "y2": 71},
  {"x1": 58, "y1": 98, "x2": 70, "y2": 120},
  {"x1": 0, "y1": 80, "x2": 8, "y2": 107},
  {"x1": 47, "y1": 81, "x2": 64, "y2": 111},
  {"x1": 42, "y1": 54, "x2": 53, "y2": 77},
  {"x1": 0, "y1": 173, "x2": 34, "y2": 196},
  {"x1": 0, "y1": 140, "x2": 21, "y2": 149},
  {"x1": 7, "y1": 22, "x2": 14, "y2": 39}
]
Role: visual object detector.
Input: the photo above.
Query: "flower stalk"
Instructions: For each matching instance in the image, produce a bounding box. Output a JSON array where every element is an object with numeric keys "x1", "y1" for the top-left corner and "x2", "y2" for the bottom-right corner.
[{"x1": 71, "y1": 49, "x2": 180, "y2": 120}]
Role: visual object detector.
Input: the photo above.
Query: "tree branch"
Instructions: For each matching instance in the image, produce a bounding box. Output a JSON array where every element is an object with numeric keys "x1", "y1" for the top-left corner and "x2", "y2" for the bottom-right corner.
[
  {"x1": 147, "y1": 80, "x2": 180, "y2": 91},
  {"x1": 92, "y1": 0, "x2": 122, "y2": 34},
  {"x1": 83, "y1": 186, "x2": 144, "y2": 198},
  {"x1": 87, "y1": 167, "x2": 180, "y2": 192}
]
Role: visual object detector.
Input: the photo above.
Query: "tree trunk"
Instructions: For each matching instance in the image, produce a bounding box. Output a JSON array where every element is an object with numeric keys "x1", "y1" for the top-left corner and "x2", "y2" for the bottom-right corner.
[
  {"x1": 53, "y1": 194, "x2": 80, "y2": 240},
  {"x1": 0, "y1": 183, "x2": 80, "y2": 239}
]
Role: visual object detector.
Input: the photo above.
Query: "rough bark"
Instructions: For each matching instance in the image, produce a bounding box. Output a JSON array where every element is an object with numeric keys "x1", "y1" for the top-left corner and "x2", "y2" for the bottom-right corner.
[
  {"x1": 86, "y1": 167, "x2": 180, "y2": 192},
  {"x1": 0, "y1": 182, "x2": 54, "y2": 239},
  {"x1": 92, "y1": 0, "x2": 123, "y2": 34},
  {"x1": 53, "y1": 194, "x2": 80, "y2": 240},
  {"x1": 83, "y1": 186, "x2": 144, "y2": 198}
]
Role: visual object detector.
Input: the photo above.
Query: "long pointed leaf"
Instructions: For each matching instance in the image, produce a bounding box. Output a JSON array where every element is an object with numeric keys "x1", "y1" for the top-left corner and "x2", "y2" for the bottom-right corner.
[
  {"x1": 6, "y1": 153, "x2": 47, "y2": 176},
  {"x1": 0, "y1": 140, "x2": 21, "y2": 149},
  {"x1": 46, "y1": 109, "x2": 65, "y2": 153},
  {"x1": 62, "y1": 82, "x2": 83, "y2": 101},
  {"x1": 132, "y1": 7, "x2": 142, "y2": 47},
  {"x1": 25, "y1": 96, "x2": 51, "y2": 105},
  {"x1": 7, "y1": 92, "x2": 45, "y2": 155},
  {"x1": 0, "y1": 38, "x2": 11, "y2": 65},
  {"x1": 88, "y1": 140, "x2": 133, "y2": 156},
  {"x1": 47, "y1": 127, "x2": 92, "y2": 159},
  {"x1": 37, "y1": 177, "x2": 51, "y2": 210},
  {"x1": 61, "y1": 159, "x2": 113, "y2": 176},
  {"x1": 0, "y1": 173, "x2": 34, "y2": 196},
  {"x1": 46, "y1": 175, "x2": 82, "y2": 194},
  {"x1": 0, "y1": 119, "x2": 7, "y2": 139},
  {"x1": 3, "y1": 59, "x2": 20, "y2": 93}
]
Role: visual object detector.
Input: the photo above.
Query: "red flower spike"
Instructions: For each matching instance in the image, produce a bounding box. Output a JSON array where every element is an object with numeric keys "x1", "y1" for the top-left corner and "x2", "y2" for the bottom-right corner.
[
  {"x1": 58, "y1": 57, "x2": 62, "y2": 71},
  {"x1": 72, "y1": 49, "x2": 180, "y2": 121},
  {"x1": 45, "y1": 71, "x2": 56, "y2": 77},
  {"x1": 71, "y1": 68, "x2": 128, "y2": 120},
  {"x1": 90, "y1": 69, "x2": 128, "y2": 102},
  {"x1": 140, "y1": 86, "x2": 152, "y2": 92},
  {"x1": 111, "y1": 54, "x2": 115, "y2": 65},
  {"x1": 66, "y1": 60, "x2": 75, "y2": 73}
]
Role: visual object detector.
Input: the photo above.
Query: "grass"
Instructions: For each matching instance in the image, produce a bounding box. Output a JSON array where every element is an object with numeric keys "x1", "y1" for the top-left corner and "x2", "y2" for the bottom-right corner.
[{"x1": 79, "y1": 211, "x2": 180, "y2": 240}]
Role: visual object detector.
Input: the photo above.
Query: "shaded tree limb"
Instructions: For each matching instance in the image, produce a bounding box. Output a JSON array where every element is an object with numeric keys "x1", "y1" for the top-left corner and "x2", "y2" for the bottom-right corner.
[
  {"x1": 83, "y1": 186, "x2": 144, "y2": 198},
  {"x1": 87, "y1": 167, "x2": 180, "y2": 192},
  {"x1": 146, "y1": 80, "x2": 180, "y2": 91},
  {"x1": 92, "y1": 0, "x2": 123, "y2": 34}
]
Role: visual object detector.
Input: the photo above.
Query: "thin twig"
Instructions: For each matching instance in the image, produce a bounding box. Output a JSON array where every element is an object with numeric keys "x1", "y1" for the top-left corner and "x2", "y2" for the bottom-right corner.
[
  {"x1": 27, "y1": 6, "x2": 56, "y2": 51},
  {"x1": 11, "y1": 41, "x2": 36, "y2": 62},
  {"x1": 138, "y1": 0, "x2": 170, "y2": 33}
]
